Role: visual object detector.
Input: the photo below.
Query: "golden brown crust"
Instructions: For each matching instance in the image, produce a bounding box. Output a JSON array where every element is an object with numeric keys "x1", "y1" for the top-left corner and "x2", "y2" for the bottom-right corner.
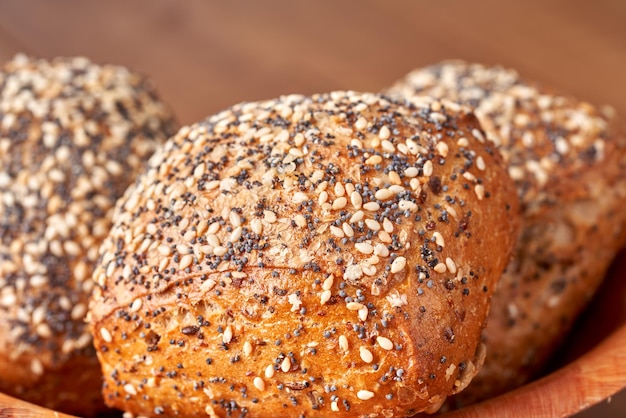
[
  {"x1": 387, "y1": 61, "x2": 626, "y2": 405},
  {"x1": 90, "y1": 91, "x2": 519, "y2": 417},
  {"x1": 0, "y1": 54, "x2": 178, "y2": 415}
]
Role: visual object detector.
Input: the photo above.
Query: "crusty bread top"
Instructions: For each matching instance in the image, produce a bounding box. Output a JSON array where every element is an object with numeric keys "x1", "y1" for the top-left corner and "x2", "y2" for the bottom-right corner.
[
  {"x1": 387, "y1": 61, "x2": 621, "y2": 213},
  {"x1": 90, "y1": 91, "x2": 519, "y2": 416},
  {"x1": 0, "y1": 54, "x2": 177, "y2": 374}
]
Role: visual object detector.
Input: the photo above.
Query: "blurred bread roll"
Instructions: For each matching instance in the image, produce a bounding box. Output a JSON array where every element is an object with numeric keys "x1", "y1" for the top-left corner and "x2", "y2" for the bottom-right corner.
[
  {"x1": 89, "y1": 91, "x2": 519, "y2": 417},
  {"x1": 387, "y1": 61, "x2": 626, "y2": 404},
  {"x1": 0, "y1": 54, "x2": 177, "y2": 415}
]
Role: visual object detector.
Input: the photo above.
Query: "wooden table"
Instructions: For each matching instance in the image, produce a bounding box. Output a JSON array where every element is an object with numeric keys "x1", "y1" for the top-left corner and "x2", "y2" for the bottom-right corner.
[{"x1": 0, "y1": 1, "x2": 624, "y2": 416}]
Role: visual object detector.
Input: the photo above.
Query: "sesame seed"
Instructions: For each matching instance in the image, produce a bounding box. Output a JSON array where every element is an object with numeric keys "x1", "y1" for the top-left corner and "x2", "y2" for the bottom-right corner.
[
  {"x1": 355, "y1": 117, "x2": 367, "y2": 130},
  {"x1": 436, "y1": 141, "x2": 449, "y2": 157},
  {"x1": 433, "y1": 231, "x2": 445, "y2": 247},
  {"x1": 251, "y1": 218, "x2": 263, "y2": 235},
  {"x1": 36, "y1": 323, "x2": 52, "y2": 338},
  {"x1": 331, "y1": 401, "x2": 340, "y2": 411},
  {"x1": 322, "y1": 276, "x2": 334, "y2": 291},
  {"x1": 382, "y1": 218, "x2": 394, "y2": 233},
  {"x1": 423, "y1": 160, "x2": 433, "y2": 177},
  {"x1": 363, "y1": 202, "x2": 380, "y2": 212},
  {"x1": 388, "y1": 170, "x2": 401, "y2": 185},
  {"x1": 365, "y1": 155, "x2": 383, "y2": 165},
  {"x1": 201, "y1": 279, "x2": 217, "y2": 292},
  {"x1": 208, "y1": 222, "x2": 220, "y2": 234},
  {"x1": 355, "y1": 242, "x2": 374, "y2": 255},
  {"x1": 365, "y1": 219, "x2": 381, "y2": 231},
  {"x1": 263, "y1": 210, "x2": 277, "y2": 223},
  {"x1": 265, "y1": 364, "x2": 275, "y2": 378},
  {"x1": 434, "y1": 263, "x2": 447, "y2": 273},
  {"x1": 350, "y1": 191, "x2": 363, "y2": 209},
  {"x1": 320, "y1": 290, "x2": 332, "y2": 305},
  {"x1": 398, "y1": 200, "x2": 417, "y2": 212},
  {"x1": 229, "y1": 211, "x2": 242, "y2": 227},
  {"x1": 70, "y1": 303, "x2": 87, "y2": 320},
  {"x1": 29, "y1": 275, "x2": 47, "y2": 288},
  {"x1": 376, "y1": 336, "x2": 393, "y2": 351},
  {"x1": 472, "y1": 128, "x2": 485, "y2": 142},
  {"x1": 124, "y1": 383, "x2": 138, "y2": 396},
  {"x1": 474, "y1": 184, "x2": 485, "y2": 200},
  {"x1": 391, "y1": 256, "x2": 407, "y2": 274},
  {"x1": 281, "y1": 356, "x2": 291, "y2": 372},
  {"x1": 463, "y1": 172, "x2": 476, "y2": 182},
  {"x1": 332, "y1": 197, "x2": 348, "y2": 210},
  {"x1": 206, "y1": 234, "x2": 220, "y2": 247},
  {"x1": 446, "y1": 257, "x2": 457, "y2": 274},
  {"x1": 375, "y1": 189, "x2": 394, "y2": 200},
  {"x1": 349, "y1": 210, "x2": 364, "y2": 223},
  {"x1": 404, "y1": 167, "x2": 419, "y2": 178},
  {"x1": 406, "y1": 138, "x2": 419, "y2": 154},
  {"x1": 476, "y1": 156, "x2": 486, "y2": 171},
  {"x1": 359, "y1": 346, "x2": 374, "y2": 363},
  {"x1": 334, "y1": 182, "x2": 345, "y2": 197},
  {"x1": 381, "y1": 140, "x2": 395, "y2": 153},
  {"x1": 379, "y1": 126, "x2": 391, "y2": 140},
  {"x1": 193, "y1": 163, "x2": 206, "y2": 178},
  {"x1": 223, "y1": 325, "x2": 233, "y2": 344},
  {"x1": 214, "y1": 246, "x2": 227, "y2": 256},
  {"x1": 253, "y1": 377, "x2": 265, "y2": 391},
  {"x1": 457, "y1": 137, "x2": 469, "y2": 147},
  {"x1": 294, "y1": 214, "x2": 307, "y2": 228},
  {"x1": 100, "y1": 327, "x2": 113, "y2": 343},
  {"x1": 179, "y1": 254, "x2": 193, "y2": 270},
  {"x1": 342, "y1": 222, "x2": 355, "y2": 238},
  {"x1": 31, "y1": 358, "x2": 44, "y2": 376},
  {"x1": 330, "y1": 225, "x2": 345, "y2": 238},
  {"x1": 347, "y1": 302, "x2": 365, "y2": 311},
  {"x1": 230, "y1": 226, "x2": 243, "y2": 242},
  {"x1": 130, "y1": 298, "x2": 143, "y2": 313},
  {"x1": 293, "y1": 192, "x2": 308, "y2": 203},
  {"x1": 339, "y1": 335, "x2": 349, "y2": 352},
  {"x1": 244, "y1": 341, "x2": 253, "y2": 356},
  {"x1": 319, "y1": 190, "x2": 329, "y2": 205},
  {"x1": 378, "y1": 230, "x2": 392, "y2": 243},
  {"x1": 358, "y1": 307, "x2": 368, "y2": 321},
  {"x1": 357, "y1": 390, "x2": 375, "y2": 400},
  {"x1": 206, "y1": 180, "x2": 220, "y2": 190}
]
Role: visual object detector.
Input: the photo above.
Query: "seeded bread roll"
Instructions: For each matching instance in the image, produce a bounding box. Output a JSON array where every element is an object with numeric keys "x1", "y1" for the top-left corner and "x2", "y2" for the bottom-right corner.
[
  {"x1": 0, "y1": 54, "x2": 178, "y2": 415},
  {"x1": 386, "y1": 61, "x2": 626, "y2": 405},
  {"x1": 89, "y1": 91, "x2": 519, "y2": 417}
]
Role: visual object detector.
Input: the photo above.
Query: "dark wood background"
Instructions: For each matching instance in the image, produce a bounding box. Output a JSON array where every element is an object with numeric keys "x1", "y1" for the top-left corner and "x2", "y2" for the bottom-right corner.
[{"x1": 0, "y1": 1, "x2": 624, "y2": 416}]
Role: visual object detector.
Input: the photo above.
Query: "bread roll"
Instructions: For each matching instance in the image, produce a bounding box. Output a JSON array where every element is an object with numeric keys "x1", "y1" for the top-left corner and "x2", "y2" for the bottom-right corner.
[
  {"x1": 89, "y1": 91, "x2": 519, "y2": 417},
  {"x1": 0, "y1": 54, "x2": 177, "y2": 415},
  {"x1": 386, "y1": 61, "x2": 626, "y2": 405}
]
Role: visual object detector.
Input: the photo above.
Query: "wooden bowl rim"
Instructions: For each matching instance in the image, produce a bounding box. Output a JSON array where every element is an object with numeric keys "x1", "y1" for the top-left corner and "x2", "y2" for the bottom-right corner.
[{"x1": 1, "y1": 324, "x2": 625, "y2": 417}]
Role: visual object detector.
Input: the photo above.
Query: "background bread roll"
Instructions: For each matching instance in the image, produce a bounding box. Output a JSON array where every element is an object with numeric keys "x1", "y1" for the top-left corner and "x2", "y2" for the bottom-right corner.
[
  {"x1": 89, "y1": 91, "x2": 519, "y2": 417},
  {"x1": 0, "y1": 54, "x2": 177, "y2": 415},
  {"x1": 386, "y1": 61, "x2": 626, "y2": 405}
]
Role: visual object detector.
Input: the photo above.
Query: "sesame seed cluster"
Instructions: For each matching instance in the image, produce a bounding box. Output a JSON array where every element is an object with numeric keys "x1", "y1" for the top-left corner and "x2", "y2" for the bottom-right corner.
[
  {"x1": 387, "y1": 61, "x2": 626, "y2": 405},
  {"x1": 90, "y1": 91, "x2": 519, "y2": 416},
  {"x1": 387, "y1": 61, "x2": 618, "y2": 211},
  {"x1": 0, "y1": 54, "x2": 177, "y2": 414}
]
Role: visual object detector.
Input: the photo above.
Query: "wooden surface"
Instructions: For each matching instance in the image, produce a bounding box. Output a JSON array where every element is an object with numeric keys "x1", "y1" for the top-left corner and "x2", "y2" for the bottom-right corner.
[
  {"x1": 0, "y1": 1, "x2": 624, "y2": 417},
  {"x1": 445, "y1": 324, "x2": 626, "y2": 418}
]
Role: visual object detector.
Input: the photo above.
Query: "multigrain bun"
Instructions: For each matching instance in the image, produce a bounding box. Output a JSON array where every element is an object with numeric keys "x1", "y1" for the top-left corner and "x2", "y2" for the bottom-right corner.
[
  {"x1": 89, "y1": 91, "x2": 519, "y2": 417},
  {"x1": 387, "y1": 61, "x2": 626, "y2": 405},
  {"x1": 0, "y1": 54, "x2": 178, "y2": 415}
]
